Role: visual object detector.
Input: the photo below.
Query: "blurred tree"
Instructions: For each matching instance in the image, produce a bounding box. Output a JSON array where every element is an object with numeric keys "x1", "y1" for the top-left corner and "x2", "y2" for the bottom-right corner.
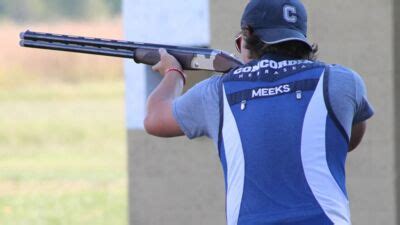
[{"x1": 0, "y1": 0, "x2": 122, "y2": 22}]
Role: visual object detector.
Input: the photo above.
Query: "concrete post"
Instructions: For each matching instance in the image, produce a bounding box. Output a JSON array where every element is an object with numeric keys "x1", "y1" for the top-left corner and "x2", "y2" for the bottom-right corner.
[
  {"x1": 123, "y1": 1, "x2": 218, "y2": 225},
  {"x1": 123, "y1": 0, "x2": 210, "y2": 129}
]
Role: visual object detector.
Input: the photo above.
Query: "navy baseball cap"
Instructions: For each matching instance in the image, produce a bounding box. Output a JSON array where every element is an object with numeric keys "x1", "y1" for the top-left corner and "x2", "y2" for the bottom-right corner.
[{"x1": 241, "y1": 0, "x2": 312, "y2": 49}]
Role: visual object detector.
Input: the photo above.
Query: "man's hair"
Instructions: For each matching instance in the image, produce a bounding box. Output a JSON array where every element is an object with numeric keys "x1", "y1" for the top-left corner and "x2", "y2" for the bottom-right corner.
[{"x1": 242, "y1": 28, "x2": 318, "y2": 60}]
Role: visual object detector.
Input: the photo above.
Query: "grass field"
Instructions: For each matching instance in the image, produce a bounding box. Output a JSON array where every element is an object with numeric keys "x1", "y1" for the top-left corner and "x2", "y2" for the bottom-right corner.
[
  {"x1": 0, "y1": 21, "x2": 127, "y2": 225},
  {"x1": 0, "y1": 82, "x2": 127, "y2": 225}
]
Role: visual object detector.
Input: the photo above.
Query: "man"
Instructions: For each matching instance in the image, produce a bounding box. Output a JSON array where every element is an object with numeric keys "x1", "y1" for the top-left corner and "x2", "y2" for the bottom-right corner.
[{"x1": 144, "y1": 0, "x2": 374, "y2": 224}]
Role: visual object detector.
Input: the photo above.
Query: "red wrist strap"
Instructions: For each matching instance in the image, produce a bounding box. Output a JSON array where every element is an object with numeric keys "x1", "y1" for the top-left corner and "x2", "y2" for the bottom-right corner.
[{"x1": 165, "y1": 68, "x2": 187, "y2": 85}]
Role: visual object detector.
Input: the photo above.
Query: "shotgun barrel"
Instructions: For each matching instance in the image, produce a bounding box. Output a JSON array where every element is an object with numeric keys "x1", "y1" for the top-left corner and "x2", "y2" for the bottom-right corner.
[
  {"x1": 20, "y1": 30, "x2": 243, "y2": 73},
  {"x1": 20, "y1": 40, "x2": 134, "y2": 58}
]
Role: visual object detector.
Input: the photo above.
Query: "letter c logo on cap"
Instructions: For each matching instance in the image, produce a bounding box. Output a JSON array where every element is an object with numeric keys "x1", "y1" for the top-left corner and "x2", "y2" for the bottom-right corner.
[{"x1": 283, "y1": 5, "x2": 297, "y2": 23}]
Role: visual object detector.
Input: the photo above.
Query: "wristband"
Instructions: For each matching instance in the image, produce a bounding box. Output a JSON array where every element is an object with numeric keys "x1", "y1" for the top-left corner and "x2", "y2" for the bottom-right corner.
[{"x1": 165, "y1": 68, "x2": 187, "y2": 85}]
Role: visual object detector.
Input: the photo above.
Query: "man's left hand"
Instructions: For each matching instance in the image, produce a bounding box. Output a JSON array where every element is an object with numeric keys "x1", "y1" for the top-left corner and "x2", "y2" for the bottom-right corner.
[{"x1": 152, "y1": 48, "x2": 183, "y2": 76}]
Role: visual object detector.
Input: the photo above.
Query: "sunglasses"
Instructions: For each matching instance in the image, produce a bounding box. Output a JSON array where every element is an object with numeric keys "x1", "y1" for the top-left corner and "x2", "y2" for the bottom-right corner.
[{"x1": 235, "y1": 33, "x2": 242, "y2": 53}]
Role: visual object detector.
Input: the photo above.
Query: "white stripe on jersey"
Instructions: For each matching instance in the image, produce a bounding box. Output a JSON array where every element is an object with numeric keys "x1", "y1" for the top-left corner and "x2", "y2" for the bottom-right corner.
[
  {"x1": 301, "y1": 71, "x2": 351, "y2": 225},
  {"x1": 222, "y1": 86, "x2": 245, "y2": 225}
]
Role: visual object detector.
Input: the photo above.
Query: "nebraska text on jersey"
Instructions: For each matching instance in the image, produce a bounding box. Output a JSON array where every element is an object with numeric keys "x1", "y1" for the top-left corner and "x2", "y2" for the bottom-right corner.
[{"x1": 233, "y1": 59, "x2": 313, "y2": 74}]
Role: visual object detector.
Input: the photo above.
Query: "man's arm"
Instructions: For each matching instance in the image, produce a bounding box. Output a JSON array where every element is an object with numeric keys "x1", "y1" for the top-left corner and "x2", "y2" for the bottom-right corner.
[
  {"x1": 144, "y1": 48, "x2": 184, "y2": 137},
  {"x1": 349, "y1": 121, "x2": 367, "y2": 152}
]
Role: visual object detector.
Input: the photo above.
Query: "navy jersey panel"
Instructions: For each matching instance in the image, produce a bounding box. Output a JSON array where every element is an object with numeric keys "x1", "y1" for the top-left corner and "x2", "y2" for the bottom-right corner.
[
  {"x1": 219, "y1": 140, "x2": 229, "y2": 191},
  {"x1": 219, "y1": 56, "x2": 351, "y2": 224},
  {"x1": 230, "y1": 91, "x2": 331, "y2": 222},
  {"x1": 238, "y1": 209, "x2": 334, "y2": 225},
  {"x1": 325, "y1": 116, "x2": 349, "y2": 198}
]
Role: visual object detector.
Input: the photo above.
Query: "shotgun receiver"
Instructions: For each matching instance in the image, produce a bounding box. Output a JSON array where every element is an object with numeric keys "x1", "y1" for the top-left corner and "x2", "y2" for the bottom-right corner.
[{"x1": 19, "y1": 30, "x2": 243, "y2": 73}]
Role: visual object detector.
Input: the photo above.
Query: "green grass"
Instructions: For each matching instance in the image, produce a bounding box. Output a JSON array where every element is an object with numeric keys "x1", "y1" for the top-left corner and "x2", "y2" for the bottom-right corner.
[{"x1": 0, "y1": 81, "x2": 127, "y2": 225}]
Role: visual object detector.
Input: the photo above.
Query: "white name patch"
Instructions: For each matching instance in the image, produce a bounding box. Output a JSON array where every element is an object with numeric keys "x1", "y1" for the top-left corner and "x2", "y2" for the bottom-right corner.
[{"x1": 252, "y1": 85, "x2": 291, "y2": 98}]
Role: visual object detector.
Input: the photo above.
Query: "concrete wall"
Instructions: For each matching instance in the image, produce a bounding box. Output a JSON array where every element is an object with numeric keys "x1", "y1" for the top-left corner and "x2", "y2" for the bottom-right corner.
[
  {"x1": 394, "y1": 0, "x2": 400, "y2": 223},
  {"x1": 127, "y1": 132, "x2": 225, "y2": 225},
  {"x1": 128, "y1": 0, "x2": 396, "y2": 224}
]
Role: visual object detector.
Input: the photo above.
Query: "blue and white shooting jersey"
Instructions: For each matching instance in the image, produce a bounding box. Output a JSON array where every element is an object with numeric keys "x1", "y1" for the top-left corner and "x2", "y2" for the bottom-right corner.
[{"x1": 172, "y1": 54, "x2": 374, "y2": 225}]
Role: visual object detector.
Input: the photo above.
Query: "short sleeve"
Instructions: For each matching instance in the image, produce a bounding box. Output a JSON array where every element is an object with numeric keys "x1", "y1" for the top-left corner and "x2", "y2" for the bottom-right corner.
[
  {"x1": 328, "y1": 65, "x2": 374, "y2": 136},
  {"x1": 172, "y1": 76, "x2": 222, "y2": 140},
  {"x1": 353, "y1": 73, "x2": 374, "y2": 124}
]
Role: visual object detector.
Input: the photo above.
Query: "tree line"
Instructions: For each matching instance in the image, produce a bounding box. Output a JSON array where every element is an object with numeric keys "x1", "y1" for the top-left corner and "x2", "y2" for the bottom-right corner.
[{"x1": 0, "y1": 0, "x2": 121, "y2": 22}]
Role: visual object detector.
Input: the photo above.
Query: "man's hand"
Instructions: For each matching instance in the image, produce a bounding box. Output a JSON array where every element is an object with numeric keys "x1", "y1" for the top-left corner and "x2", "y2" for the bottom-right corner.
[{"x1": 152, "y1": 48, "x2": 182, "y2": 76}]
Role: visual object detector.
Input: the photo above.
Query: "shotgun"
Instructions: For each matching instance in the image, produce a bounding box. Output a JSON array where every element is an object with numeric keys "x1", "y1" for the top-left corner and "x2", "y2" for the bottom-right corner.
[{"x1": 19, "y1": 30, "x2": 243, "y2": 73}]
